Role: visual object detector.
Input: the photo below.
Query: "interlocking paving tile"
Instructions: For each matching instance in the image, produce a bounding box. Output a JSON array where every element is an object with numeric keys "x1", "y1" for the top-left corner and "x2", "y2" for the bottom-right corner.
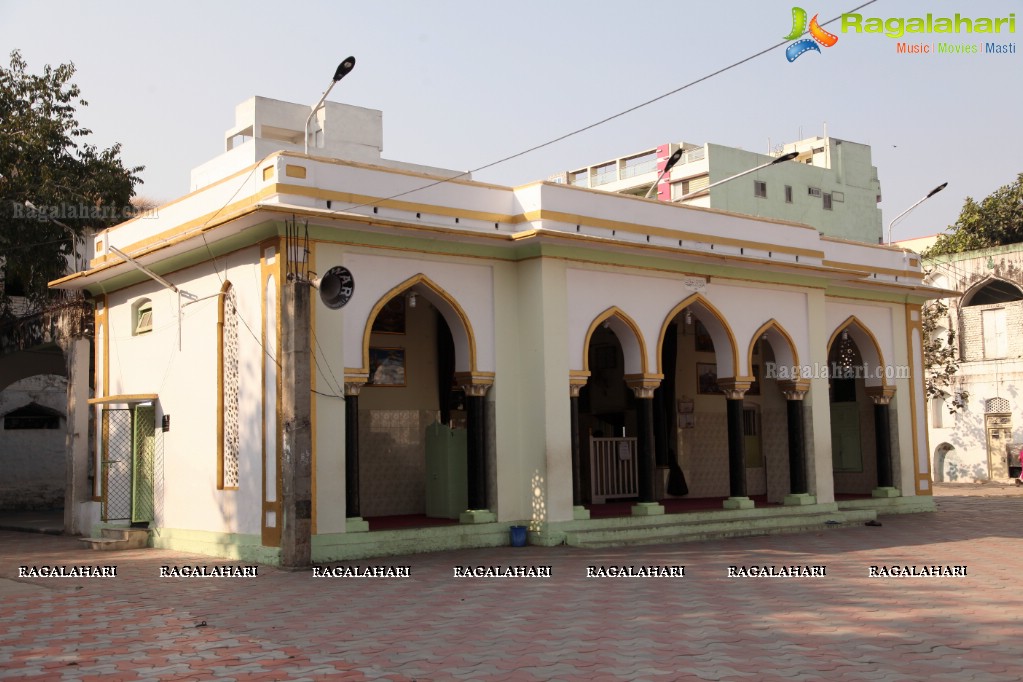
[{"x1": 1, "y1": 487, "x2": 1022, "y2": 680}]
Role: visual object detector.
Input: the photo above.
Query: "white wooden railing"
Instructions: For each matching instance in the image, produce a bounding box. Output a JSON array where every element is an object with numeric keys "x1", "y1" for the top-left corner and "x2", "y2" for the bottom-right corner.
[{"x1": 589, "y1": 437, "x2": 638, "y2": 503}]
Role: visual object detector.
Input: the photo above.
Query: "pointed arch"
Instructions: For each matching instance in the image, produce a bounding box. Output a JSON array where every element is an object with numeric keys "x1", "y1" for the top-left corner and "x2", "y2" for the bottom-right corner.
[
  {"x1": 361, "y1": 273, "x2": 478, "y2": 373},
  {"x1": 747, "y1": 319, "x2": 800, "y2": 380},
  {"x1": 581, "y1": 306, "x2": 648, "y2": 375},
  {"x1": 828, "y1": 315, "x2": 888, "y2": 387},
  {"x1": 657, "y1": 293, "x2": 741, "y2": 378},
  {"x1": 961, "y1": 276, "x2": 1023, "y2": 307}
]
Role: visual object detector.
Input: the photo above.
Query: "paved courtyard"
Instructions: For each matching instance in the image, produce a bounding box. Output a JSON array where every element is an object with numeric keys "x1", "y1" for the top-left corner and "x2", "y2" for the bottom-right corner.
[{"x1": 1, "y1": 483, "x2": 1021, "y2": 681}]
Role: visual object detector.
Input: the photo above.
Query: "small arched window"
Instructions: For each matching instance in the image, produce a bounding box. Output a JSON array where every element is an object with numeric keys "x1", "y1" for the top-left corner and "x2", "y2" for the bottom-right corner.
[{"x1": 131, "y1": 298, "x2": 153, "y2": 335}]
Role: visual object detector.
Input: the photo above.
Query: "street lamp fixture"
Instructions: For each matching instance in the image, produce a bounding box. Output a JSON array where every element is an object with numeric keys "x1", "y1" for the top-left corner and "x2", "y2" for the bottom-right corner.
[
  {"x1": 676, "y1": 150, "x2": 800, "y2": 202},
  {"x1": 886, "y1": 181, "x2": 947, "y2": 246},
  {"x1": 304, "y1": 56, "x2": 357, "y2": 155},
  {"x1": 644, "y1": 147, "x2": 686, "y2": 199}
]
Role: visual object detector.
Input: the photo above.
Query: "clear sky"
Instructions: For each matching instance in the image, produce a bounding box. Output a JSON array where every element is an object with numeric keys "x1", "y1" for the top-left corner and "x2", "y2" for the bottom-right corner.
[{"x1": 2, "y1": 0, "x2": 1019, "y2": 241}]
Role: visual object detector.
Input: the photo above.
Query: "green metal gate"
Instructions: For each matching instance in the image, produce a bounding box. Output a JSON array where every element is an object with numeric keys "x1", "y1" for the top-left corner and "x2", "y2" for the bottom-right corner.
[
  {"x1": 132, "y1": 404, "x2": 156, "y2": 524},
  {"x1": 102, "y1": 405, "x2": 159, "y2": 523}
]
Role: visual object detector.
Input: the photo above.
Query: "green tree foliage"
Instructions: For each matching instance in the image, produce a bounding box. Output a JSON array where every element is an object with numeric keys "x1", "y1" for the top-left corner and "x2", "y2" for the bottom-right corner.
[
  {"x1": 920, "y1": 299, "x2": 967, "y2": 413},
  {"x1": 924, "y1": 172, "x2": 1023, "y2": 257},
  {"x1": 0, "y1": 50, "x2": 143, "y2": 315},
  {"x1": 916, "y1": 174, "x2": 1023, "y2": 412}
]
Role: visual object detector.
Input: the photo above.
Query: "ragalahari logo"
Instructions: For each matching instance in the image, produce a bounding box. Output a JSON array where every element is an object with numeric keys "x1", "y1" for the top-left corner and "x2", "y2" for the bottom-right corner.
[{"x1": 784, "y1": 7, "x2": 839, "y2": 61}]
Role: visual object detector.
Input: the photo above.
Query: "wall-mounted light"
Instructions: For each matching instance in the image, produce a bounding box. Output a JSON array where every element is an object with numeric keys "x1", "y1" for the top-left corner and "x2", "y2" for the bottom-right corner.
[
  {"x1": 407, "y1": 291, "x2": 417, "y2": 308},
  {"x1": 685, "y1": 309, "x2": 693, "y2": 325}
]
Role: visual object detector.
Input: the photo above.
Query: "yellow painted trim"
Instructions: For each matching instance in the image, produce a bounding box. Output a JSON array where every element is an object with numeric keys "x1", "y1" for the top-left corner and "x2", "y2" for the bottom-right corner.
[
  {"x1": 822, "y1": 259, "x2": 925, "y2": 280},
  {"x1": 285, "y1": 164, "x2": 306, "y2": 179},
  {"x1": 269, "y1": 184, "x2": 825, "y2": 259},
  {"x1": 277, "y1": 150, "x2": 503, "y2": 190},
  {"x1": 88, "y1": 394, "x2": 158, "y2": 405},
  {"x1": 272, "y1": 183, "x2": 514, "y2": 225},
  {"x1": 359, "y1": 274, "x2": 479, "y2": 375},
  {"x1": 906, "y1": 303, "x2": 931, "y2": 495},
  {"x1": 262, "y1": 166, "x2": 274, "y2": 182},
  {"x1": 656, "y1": 294, "x2": 741, "y2": 376},
  {"x1": 522, "y1": 179, "x2": 823, "y2": 233},
  {"x1": 93, "y1": 159, "x2": 275, "y2": 243},
  {"x1": 518, "y1": 209, "x2": 824, "y2": 259},
  {"x1": 746, "y1": 319, "x2": 801, "y2": 380},
  {"x1": 84, "y1": 184, "x2": 278, "y2": 270},
  {"x1": 581, "y1": 307, "x2": 649, "y2": 375},
  {"x1": 827, "y1": 315, "x2": 889, "y2": 387},
  {"x1": 260, "y1": 239, "x2": 283, "y2": 548},
  {"x1": 307, "y1": 242, "x2": 317, "y2": 536},
  {"x1": 93, "y1": 295, "x2": 108, "y2": 500}
]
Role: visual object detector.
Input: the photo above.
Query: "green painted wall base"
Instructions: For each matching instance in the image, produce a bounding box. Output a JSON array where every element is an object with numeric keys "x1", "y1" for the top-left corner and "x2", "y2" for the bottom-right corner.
[
  {"x1": 460, "y1": 510, "x2": 497, "y2": 524},
  {"x1": 632, "y1": 502, "x2": 665, "y2": 516},
  {"x1": 346, "y1": 517, "x2": 370, "y2": 532},
  {"x1": 872, "y1": 487, "x2": 901, "y2": 498},
  {"x1": 312, "y1": 522, "x2": 519, "y2": 562},
  {"x1": 573, "y1": 505, "x2": 591, "y2": 520},
  {"x1": 147, "y1": 527, "x2": 281, "y2": 565},
  {"x1": 723, "y1": 496, "x2": 755, "y2": 510},
  {"x1": 784, "y1": 493, "x2": 817, "y2": 506}
]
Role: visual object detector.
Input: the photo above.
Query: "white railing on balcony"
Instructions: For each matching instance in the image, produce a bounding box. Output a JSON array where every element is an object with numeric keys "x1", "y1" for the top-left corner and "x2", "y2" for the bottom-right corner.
[
  {"x1": 590, "y1": 436, "x2": 638, "y2": 503},
  {"x1": 621, "y1": 159, "x2": 658, "y2": 179}
]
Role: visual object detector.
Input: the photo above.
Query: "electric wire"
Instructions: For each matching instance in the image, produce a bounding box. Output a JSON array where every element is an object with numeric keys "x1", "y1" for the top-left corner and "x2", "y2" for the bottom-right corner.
[
  {"x1": 101, "y1": 0, "x2": 880, "y2": 397},
  {"x1": 330, "y1": 0, "x2": 880, "y2": 214}
]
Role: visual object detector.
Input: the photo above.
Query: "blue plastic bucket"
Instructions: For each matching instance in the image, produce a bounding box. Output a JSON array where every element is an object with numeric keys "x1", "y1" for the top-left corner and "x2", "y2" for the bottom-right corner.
[{"x1": 510, "y1": 525, "x2": 527, "y2": 547}]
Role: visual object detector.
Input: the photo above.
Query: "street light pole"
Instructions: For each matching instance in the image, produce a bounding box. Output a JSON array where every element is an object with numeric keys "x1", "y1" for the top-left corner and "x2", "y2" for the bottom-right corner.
[
  {"x1": 887, "y1": 182, "x2": 948, "y2": 245},
  {"x1": 304, "y1": 57, "x2": 356, "y2": 155},
  {"x1": 644, "y1": 147, "x2": 685, "y2": 199},
  {"x1": 676, "y1": 151, "x2": 800, "y2": 202}
]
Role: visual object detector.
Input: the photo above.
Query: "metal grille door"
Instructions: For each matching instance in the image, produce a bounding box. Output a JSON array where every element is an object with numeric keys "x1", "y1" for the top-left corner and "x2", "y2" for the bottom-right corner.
[
  {"x1": 132, "y1": 405, "x2": 156, "y2": 524},
  {"x1": 102, "y1": 409, "x2": 133, "y2": 521}
]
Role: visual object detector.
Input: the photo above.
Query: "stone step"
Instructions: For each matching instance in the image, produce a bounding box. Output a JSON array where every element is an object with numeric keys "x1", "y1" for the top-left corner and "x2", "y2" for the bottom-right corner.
[
  {"x1": 80, "y1": 528, "x2": 150, "y2": 551},
  {"x1": 565, "y1": 509, "x2": 877, "y2": 548}
]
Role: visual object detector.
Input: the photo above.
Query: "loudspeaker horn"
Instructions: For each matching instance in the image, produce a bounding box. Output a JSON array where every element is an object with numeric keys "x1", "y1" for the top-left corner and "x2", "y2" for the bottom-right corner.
[{"x1": 312, "y1": 265, "x2": 355, "y2": 309}]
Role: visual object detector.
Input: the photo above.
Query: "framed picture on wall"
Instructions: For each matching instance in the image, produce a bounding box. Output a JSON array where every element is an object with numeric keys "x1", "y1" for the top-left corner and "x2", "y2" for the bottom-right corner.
[
  {"x1": 372, "y1": 297, "x2": 406, "y2": 334},
  {"x1": 368, "y1": 347, "x2": 406, "y2": 386},
  {"x1": 694, "y1": 320, "x2": 714, "y2": 352},
  {"x1": 697, "y1": 363, "x2": 719, "y2": 395}
]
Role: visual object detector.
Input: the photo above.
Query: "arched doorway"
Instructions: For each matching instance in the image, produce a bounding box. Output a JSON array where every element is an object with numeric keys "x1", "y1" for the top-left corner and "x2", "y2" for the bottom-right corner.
[
  {"x1": 576, "y1": 308, "x2": 647, "y2": 510},
  {"x1": 827, "y1": 320, "x2": 889, "y2": 496},
  {"x1": 745, "y1": 321, "x2": 807, "y2": 503},
  {"x1": 658, "y1": 295, "x2": 743, "y2": 504},
  {"x1": 0, "y1": 370, "x2": 68, "y2": 510},
  {"x1": 932, "y1": 442, "x2": 954, "y2": 483},
  {"x1": 355, "y1": 277, "x2": 480, "y2": 527}
]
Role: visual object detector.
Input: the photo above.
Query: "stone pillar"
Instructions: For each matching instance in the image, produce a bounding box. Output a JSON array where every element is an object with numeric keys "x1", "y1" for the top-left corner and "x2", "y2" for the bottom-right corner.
[
  {"x1": 569, "y1": 376, "x2": 590, "y2": 520},
  {"x1": 280, "y1": 281, "x2": 313, "y2": 568},
  {"x1": 343, "y1": 381, "x2": 368, "y2": 532},
  {"x1": 780, "y1": 381, "x2": 815, "y2": 506},
  {"x1": 456, "y1": 374, "x2": 496, "y2": 524},
  {"x1": 868, "y1": 386, "x2": 899, "y2": 498},
  {"x1": 64, "y1": 336, "x2": 92, "y2": 535},
  {"x1": 718, "y1": 379, "x2": 754, "y2": 509},
  {"x1": 626, "y1": 375, "x2": 664, "y2": 517}
]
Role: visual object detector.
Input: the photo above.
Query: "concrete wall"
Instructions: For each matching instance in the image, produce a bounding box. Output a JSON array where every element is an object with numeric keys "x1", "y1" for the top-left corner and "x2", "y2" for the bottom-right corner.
[
  {"x1": 705, "y1": 141, "x2": 882, "y2": 243},
  {"x1": 102, "y1": 245, "x2": 264, "y2": 535},
  {"x1": 926, "y1": 244, "x2": 1023, "y2": 481},
  {"x1": 0, "y1": 374, "x2": 67, "y2": 509}
]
